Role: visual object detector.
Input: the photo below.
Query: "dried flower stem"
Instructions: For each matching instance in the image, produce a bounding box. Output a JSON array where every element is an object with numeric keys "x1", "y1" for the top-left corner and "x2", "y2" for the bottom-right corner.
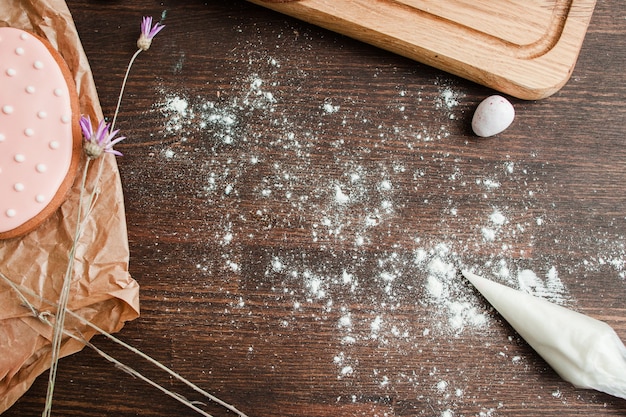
[
  {"x1": 0, "y1": 273, "x2": 249, "y2": 417},
  {"x1": 42, "y1": 158, "x2": 91, "y2": 417},
  {"x1": 80, "y1": 48, "x2": 141, "y2": 224},
  {"x1": 37, "y1": 313, "x2": 217, "y2": 417},
  {"x1": 111, "y1": 49, "x2": 142, "y2": 131},
  {"x1": 44, "y1": 51, "x2": 141, "y2": 396},
  {"x1": 71, "y1": 335, "x2": 218, "y2": 417},
  {"x1": 41, "y1": 43, "x2": 144, "y2": 417},
  {"x1": 43, "y1": 49, "x2": 137, "y2": 416}
]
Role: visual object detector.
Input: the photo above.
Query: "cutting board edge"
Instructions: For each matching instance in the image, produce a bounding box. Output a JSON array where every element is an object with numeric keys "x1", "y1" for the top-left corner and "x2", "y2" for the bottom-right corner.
[{"x1": 248, "y1": 0, "x2": 597, "y2": 100}]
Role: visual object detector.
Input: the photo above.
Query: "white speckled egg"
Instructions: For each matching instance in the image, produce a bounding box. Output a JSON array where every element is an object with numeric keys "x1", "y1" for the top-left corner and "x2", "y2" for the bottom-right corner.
[{"x1": 471, "y1": 95, "x2": 515, "y2": 137}]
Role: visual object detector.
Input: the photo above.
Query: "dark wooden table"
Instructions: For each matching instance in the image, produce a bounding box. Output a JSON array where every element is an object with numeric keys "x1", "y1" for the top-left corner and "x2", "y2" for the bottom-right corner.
[{"x1": 5, "y1": 1, "x2": 626, "y2": 416}]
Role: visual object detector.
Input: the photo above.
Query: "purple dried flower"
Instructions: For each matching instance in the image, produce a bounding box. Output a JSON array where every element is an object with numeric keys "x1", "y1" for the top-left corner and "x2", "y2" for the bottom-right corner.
[
  {"x1": 137, "y1": 16, "x2": 165, "y2": 51},
  {"x1": 80, "y1": 115, "x2": 125, "y2": 159}
]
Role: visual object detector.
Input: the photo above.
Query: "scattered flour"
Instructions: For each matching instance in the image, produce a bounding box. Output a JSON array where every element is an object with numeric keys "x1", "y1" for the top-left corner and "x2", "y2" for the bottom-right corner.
[
  {"x1": 148, "y1": 41, "x2": 626, "y2": 416},
  {"x1": 323, "y1": 101, "x2": 340, "y2": 114},
  {"x1": 516, "y1": 267, "x2": 569, "y2": 304}
]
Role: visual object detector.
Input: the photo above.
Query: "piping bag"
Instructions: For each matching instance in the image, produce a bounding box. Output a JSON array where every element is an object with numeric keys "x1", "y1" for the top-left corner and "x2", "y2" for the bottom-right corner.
[{"x1": 462, "y1": 270, "x2": 626, "y2": 400}]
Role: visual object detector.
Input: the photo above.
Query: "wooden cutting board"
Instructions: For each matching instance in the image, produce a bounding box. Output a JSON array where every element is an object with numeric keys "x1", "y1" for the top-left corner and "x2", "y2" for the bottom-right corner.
[{"x1": 248, "y1": 0, "x2": 597, "y2": 100}]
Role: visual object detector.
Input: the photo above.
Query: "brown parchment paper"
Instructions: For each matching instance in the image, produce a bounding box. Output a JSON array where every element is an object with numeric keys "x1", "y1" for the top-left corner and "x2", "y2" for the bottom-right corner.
[{"x1": 0, "y1": 0, "x2": 140, "y2": 412}]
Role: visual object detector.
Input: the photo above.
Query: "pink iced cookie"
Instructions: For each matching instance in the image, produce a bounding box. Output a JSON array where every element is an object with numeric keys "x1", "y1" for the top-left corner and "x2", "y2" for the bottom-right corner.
[{"x1": 0, "y1": 27, "x2": 81, "y2": 240}]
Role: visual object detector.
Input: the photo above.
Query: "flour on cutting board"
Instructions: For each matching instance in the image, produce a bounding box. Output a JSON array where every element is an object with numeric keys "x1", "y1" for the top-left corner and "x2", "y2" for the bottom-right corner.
[{"x1": 150, "y1": 39, "x2": 626, "y2": 414}]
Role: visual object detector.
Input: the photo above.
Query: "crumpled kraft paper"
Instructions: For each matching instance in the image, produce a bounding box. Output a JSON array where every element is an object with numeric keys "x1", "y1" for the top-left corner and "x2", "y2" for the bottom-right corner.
[{"x1": 0, "y1": 0, "x2": 140, "y2": 412}]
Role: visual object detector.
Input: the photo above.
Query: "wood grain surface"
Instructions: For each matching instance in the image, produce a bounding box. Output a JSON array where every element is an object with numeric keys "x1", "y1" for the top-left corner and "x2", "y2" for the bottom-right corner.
[{"x1": 4, "y1": 0, "x2": 626, "y2": 416}]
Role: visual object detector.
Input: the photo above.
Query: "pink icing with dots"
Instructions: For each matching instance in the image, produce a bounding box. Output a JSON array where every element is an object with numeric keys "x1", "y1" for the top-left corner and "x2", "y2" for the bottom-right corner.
[{"x1": 0, "y1": 27, "x2": 76, "y2": 235}]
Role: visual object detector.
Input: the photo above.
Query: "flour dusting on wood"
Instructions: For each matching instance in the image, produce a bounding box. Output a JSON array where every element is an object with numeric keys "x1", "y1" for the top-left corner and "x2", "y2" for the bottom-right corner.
[{"x1": 143, "y1": 30, "x2": 626, "y2": 415}]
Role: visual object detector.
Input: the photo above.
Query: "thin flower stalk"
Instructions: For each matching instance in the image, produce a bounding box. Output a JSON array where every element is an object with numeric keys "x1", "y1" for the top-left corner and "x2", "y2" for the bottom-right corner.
[
  {"x1": 85, "y1": 15, "x2": 164, "y2": 222},
  {"x1": 0, "y1": 272, "x2": 249, "y2": 417},
  {"x1": 42, "y1": 157, "x2": 91, "y2": 417},
  {"x1": 85, "y1": 16, "x2": 165, "y2": 221},
  {"x1": 44, "y1": 103, "x2": 126, "y2": 417},
  {"x1": 110, "y1": 49, "x2": 141, "y2": 131},
  {"x1": 82, "y1": 341, "x2": 216, "y2": 417},
  {"x1": 24, "y1": 296, "x2": 216, "y2": 417},
  {"x1": 43, "y1": 112, "x2": 126, "y2": 415},
  {"x1": 112, "y1": 16, "x2": 164, "y2": 130}
]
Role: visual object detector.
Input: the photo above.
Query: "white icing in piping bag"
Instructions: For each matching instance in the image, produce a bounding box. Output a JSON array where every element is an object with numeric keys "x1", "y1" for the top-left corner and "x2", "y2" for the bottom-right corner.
[{"x1": 462, "y1": 270, "x2": 626, "y2": 400}]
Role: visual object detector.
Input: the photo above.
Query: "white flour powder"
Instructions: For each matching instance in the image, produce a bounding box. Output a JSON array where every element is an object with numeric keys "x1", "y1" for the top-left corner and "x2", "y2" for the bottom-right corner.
[{"x1": 149, "y1": 39, "x2": 626, "y2": 415}]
